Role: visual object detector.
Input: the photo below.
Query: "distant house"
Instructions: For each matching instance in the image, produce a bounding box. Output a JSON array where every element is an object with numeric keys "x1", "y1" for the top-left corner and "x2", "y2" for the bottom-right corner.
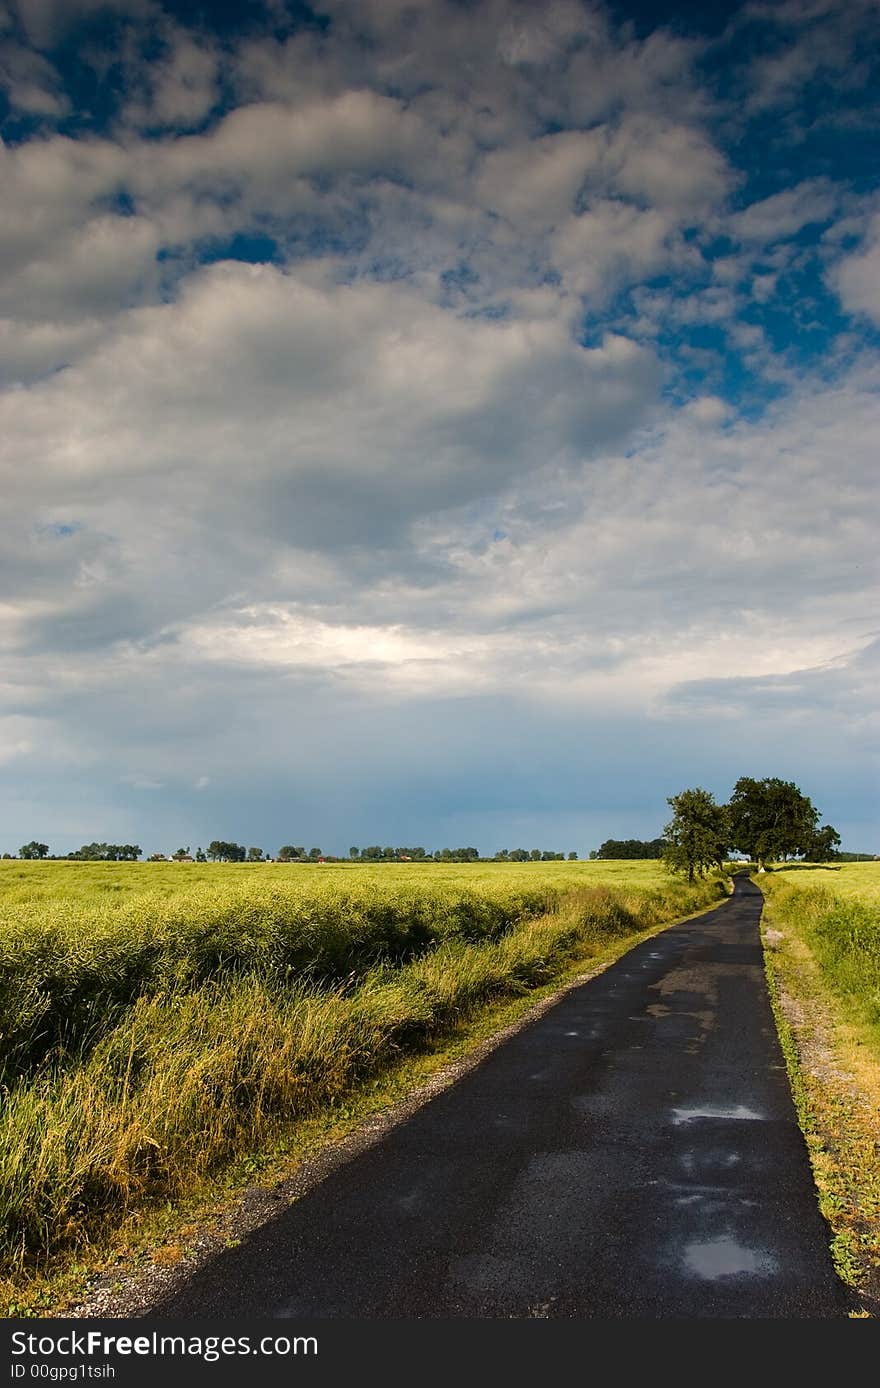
[{"x1": 175, "y1": 855, "x2": 194, "y2": 863}]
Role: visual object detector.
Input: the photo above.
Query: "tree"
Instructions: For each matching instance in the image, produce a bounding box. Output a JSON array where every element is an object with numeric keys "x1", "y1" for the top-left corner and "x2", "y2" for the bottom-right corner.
[
  {"x1": 67, "y1": 843, "x2": 140, "y2": 861},
  {"x1": 171, "y1": 846, "x2": 191, "y2": 860},
  {"x1": 207, "y1": 840, "x2": 246, "y2": 862},
  {"x1": 246, "y1": 846, "x2": 264, "y2": 861},
  {"x1": 662, "y1": 788, "x2": 729, "y2": 883},
  {"x1": 802, "y1": 823, "x2": 842, "y2": 863},
  {"x1": 568, "y1": 852, "x2": 578, "y2": 860},
  {"x1": 728, "y1": 776, "x2": 820, "y2": 870},
  {"x1": 349, "y1": 847, "x2": 359, "y2": 859},
  {"x1": 596, "y1": 838, "x2": 667, "y2": 859},
  {"x1": 19, "y1": 841, "x2": 49, "y2": 859},
  {"x1": 195, "y1": 847, "x2": 207, "y2": 862}
]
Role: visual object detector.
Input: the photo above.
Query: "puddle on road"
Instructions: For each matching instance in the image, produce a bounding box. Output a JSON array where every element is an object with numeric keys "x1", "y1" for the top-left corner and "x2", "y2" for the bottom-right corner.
[
  {"x1": 679, "y1": 1149, "x2": 743, "y2": 1174},
  {"x1": 671, "y1": 1104, "x2": 763, "y2": 1126},
  {"x1": 683, "y1": 1236, "x2": 777, "y2": 1281}
]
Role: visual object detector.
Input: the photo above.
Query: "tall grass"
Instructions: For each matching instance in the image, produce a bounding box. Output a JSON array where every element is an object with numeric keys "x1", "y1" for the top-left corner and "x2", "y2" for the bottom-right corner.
[
  {"x1": 0, "y1": 879, "x2": 562, "y2": 1080},
  {"x1": 0, "y1": 868, "x2": 725, "y2": 1269},
  {"x1": 759, "y1": 875, "x2": 880, "y2": 1034}
]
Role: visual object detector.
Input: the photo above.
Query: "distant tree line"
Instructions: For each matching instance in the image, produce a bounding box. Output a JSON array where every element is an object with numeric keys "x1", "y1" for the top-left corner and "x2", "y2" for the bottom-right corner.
[
  {"x1": 590, "y1": 838, "x2": 668, "y2": 860},
  {"x1": 493, "y1": 849, "x2": 577, "y2": 861},
  {"x1": 16, "y1": 841, "x2": 143, "y2": 861},
  {"x1": 8, "y1": 791, "x2": 864, "y2": 874},
  {"x1": 7, "y1": 841, "x2": 580, "y2": 864}
]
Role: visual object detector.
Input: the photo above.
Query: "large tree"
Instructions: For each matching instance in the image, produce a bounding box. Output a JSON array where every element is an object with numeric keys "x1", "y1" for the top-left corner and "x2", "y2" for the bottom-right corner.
[
  {"x1": 19, "y1": 841, "x2": 49, "y2": 859},
  {"x1": 662, "y1": 788, "x2": 729, "y2": 883},
  {"x1": 207, "y1": 840, "x2": 246, "y2": 862},
  {"x1": 727, "y1": 776, "x2": 822, "y2": 869}
]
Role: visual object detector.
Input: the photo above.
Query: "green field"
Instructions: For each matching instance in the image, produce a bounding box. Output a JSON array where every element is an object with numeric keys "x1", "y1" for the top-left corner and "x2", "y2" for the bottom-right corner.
[
  {"x1": 0, "y1": 858, "x2": 725, "y2": 1274},
  {"x1": 767, "y1": 860, "x2": 880, "y2": 905},
  {"x1": 0, "y1": 855, "x2": 677, "y2": 905}
]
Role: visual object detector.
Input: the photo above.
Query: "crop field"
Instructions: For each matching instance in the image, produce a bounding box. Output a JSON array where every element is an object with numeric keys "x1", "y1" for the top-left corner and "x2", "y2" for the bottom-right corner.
[
  {"x1": 767, "y1": 860, "x2": 880, "y2": 905},
  {"x1": 0, "y1": 858, "x2": 725, "y2": 1273},
  {"x1": 0, "y1": 855, "x2": 677, "y2": 907}
]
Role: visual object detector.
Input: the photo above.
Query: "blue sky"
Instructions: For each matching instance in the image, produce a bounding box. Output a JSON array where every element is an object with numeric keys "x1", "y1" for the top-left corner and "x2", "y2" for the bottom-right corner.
[{"x1": 0, "y1": 0, "x2": 878, "y2": 856}]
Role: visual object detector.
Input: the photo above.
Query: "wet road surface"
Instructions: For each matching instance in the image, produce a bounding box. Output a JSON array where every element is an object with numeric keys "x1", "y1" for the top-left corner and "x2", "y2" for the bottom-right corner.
[{"x1": 153, "y1": 875, "x2": 849, "y2": 1318}]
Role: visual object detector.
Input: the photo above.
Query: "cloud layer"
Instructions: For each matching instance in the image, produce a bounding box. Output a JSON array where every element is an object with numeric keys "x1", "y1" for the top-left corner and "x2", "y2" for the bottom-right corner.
[{"x1": 1, "y1": 0, "x2": 878, "y2": 853}]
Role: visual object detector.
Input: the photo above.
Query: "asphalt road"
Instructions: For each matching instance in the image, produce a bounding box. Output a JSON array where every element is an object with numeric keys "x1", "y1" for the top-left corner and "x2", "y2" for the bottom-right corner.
[{"x1": 153, "y1": 875, "x2": 849, "y2": 1318}]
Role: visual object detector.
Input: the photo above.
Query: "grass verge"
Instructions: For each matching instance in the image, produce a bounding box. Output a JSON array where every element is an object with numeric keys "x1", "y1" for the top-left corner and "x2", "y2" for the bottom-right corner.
[{"x1": 758, "y1": 875, "x2": 880, "y2": 1316}]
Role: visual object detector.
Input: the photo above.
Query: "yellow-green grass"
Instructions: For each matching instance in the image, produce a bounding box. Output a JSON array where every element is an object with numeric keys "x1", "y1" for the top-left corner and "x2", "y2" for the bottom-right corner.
[
  {"x1": 0, "y1": 855, "x2": 677, "y2": 908},
  {"x1": 0, "y1": 859, "x2": 684, "y2": 1080},
  {"x1": 758, "y1": 868, "x2": 880, "y2": 1046},
  {"x1": 767, "y1": 860, "x2": 880, "y2": 906},
  {"x1": 758, "y1": 871, "x2": 880, "y2": 1309},
  {"x1": 0, "y1": 860, "x2": 727, "y2": 1273}
]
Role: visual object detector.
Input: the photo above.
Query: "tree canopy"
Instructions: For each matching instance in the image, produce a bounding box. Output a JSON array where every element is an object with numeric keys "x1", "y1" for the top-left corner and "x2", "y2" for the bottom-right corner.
[
  {"x1": 728, "y1": 776, "x2": 820, "y2": 868},
  {"x1": 662, "y1": 788, "x2": 729, "y2": 883},
  {"x1": 19, "y1": 841, "x2": 49, "y2": 859},
  {"x1": 68, "y1": 843, "x2": 141, "y2": 861},
  {"x1": 206, "y1": 840, "x2": 246, "y2": 862}
]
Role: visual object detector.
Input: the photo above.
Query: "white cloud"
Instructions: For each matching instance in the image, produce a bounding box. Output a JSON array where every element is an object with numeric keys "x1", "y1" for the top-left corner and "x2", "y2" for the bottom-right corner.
[
  {"x1": 731, "y1": 180, "x2": 839, "y2": 243},
  {"x1": 0, "y1": 214, "x2": 160, "y2": 323},
  {"x1": 551, "y1": 201, "x2": 676, "y2": 299},
  {"x1": 12, "y1": 0, "x2": 152, "y2": 50},
  {"x1": 610, "y1": 116, "x2": 732, "y2": 212},
  {"x1": 0, "y1": 40, "x2": 68, "y2": 114},
  {"x1": 739, "y1": 0, "x2": 880, "y2": 115},
  {"x1": 124, "y1": 26, "x2": 220, "y2": 131},
  {"x1": 834, "y1": 213, "x2": 880, "y2": 326},
  {"x1": 686, "y1": 395, "x2": 730, "y2": 425},
  {"x1": 475, "y1": 130, "x2": 604, "y2": 230}
]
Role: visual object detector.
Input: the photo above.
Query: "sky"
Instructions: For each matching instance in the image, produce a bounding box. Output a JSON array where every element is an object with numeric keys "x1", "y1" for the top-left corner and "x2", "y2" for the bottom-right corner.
[{"x1": 0, "y1": 0, "x2": 878, "y2": 859}]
